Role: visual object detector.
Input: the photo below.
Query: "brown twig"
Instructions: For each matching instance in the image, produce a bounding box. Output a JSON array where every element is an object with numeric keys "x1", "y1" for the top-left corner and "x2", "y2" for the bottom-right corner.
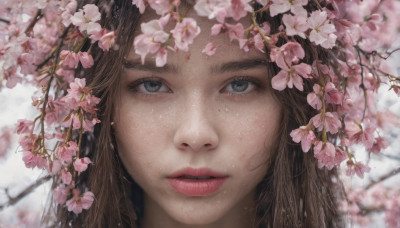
[
  {"x1": 0, "y1": 18, "x2": 10, "y2": 24},
  {"x1": 365, "y1": 167, "x2": 400, "y2": 190},
  {"x1": 0, "y1": 175, "x2": 51, "y2": 210},
  {"x1": 24, "y1": 10, "x2": 43, "y2": 35}
]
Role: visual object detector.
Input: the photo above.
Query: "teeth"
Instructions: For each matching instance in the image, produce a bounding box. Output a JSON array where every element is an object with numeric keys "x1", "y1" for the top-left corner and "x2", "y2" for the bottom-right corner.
[{"x1": 181, "y1": 175, "x2": 214, "y2": 180}]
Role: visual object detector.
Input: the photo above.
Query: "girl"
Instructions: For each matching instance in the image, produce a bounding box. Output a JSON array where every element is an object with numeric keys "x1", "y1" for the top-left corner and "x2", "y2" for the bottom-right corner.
[
  {"x1": 50, "y1": 0, "x2": 343, "y2": 227},
  {"x1": 5, "y1": 0, "x2": 396, "y2": 227}
]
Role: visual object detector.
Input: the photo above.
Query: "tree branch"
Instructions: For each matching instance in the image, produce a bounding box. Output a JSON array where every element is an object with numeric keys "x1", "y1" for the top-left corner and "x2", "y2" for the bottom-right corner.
[
  {"x1": 0, "y1": 175, "x2": 51, "y2": 210},
  {"x1": 365, "y1": 167, "x2": 400, "y2": 190},
  {"x1": 24, "y1": 10, "x2": 43, "y2": 35},
  {"x1": 0, "y1": 18, "x2": 10, "y2": 24}
]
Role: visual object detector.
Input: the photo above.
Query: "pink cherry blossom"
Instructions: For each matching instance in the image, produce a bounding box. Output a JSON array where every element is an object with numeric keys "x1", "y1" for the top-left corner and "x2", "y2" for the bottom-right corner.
[
  {"x1": 313, "y1": 141, "x2": 347, "y2": 170},
  {"x1": 22, "y1": 151, "x2": 47, "y2": 169},
  {"x1": 60, "y1": 50, "x2": 79, "y2": 69},
  {"x1": 70, "y1": 4, "x2": 101, "y2": 35},
  {"x1": 290, "y1": 126, "x2": 316, "y2": 152},
  {"x1": 308, "y1": 10, "x2": 337, "y2": 49},
  {"x1": 346, "y1": 161, "x2": 371, "y2": 178},
  {"x1": 56, "y1": 141, "x2": 78, "y2": 164},
  {"x1": 98, "y1": 30, "x2": 116, "y2": 51},
  {"x1": 78, "y1": 52, "x2": 94, "y2": 68},
  {"x1": 171, "y1": 18, "x2": 201, "y2": 52},
  {"x1": 368, "y1": 137, "x2": 388, "y2": 154},
  {"x1": 134, "y1": 17, "x2": 170, "y2": 65},
  {"x1": 310, "y1": 112, "x2": 341, "y2": 134},
  {"x1": 202, "y1": 42, "x2": 217, "y2": 56},
  {"x1": 269, "y1": 0, "x2": 308, "y2": 17},
  {"x1": 46, "y1": 160, "x2": 62, "y2": 175},
  {"x1": 324, "y1": 82, "x2": 343, "y2": 105},
  {"x1": 271, "y1": 63, "x2": 311, "y2": 91},
  {"x1": 73, "y1": 157, "x2": 92, "y2": 174},
  {"x1": 227, "y1": 0, "x2": 253, "y2": 21},
  {"x1": 53, "y1": 184, "x2": 69, "y2": 204},
  {"x1": 61, "y1": 0, "x2": 78, "y2": 27},
  {"x1": 15, "y1": 119, "x2": 34, "y2": 134},
  {"x1": 19, "y1": 134, "x2": 37, "y2": 151},
  {"x1": 345, "y1": 121, "x2": 374, "y2": 149},
  {"x1": 147, "y1": 0, "x2": 171, "y2": 15},
  {"x1": 66, "y1": 189, "x2": 94, "y2": 214},
  {"x1": 282, "y1": 13, "x2": 308, "y2": 39},
  {"x1": 132, "y1": 0, "x2": 146, "y2": 14},
  {"x1": 61, "y1": 170, "x2": 72, "y2": 185},
  {"x1": 194, "y1": 0, "x2": 231, "y2": 23},
  {"x1": 307, "y1": 84, "x2": 323, "y2": 110}
]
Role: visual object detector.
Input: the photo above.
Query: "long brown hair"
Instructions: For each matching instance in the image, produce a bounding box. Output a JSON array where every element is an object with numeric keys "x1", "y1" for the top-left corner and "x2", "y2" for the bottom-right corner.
[{"x1": 48, "y1": 0, "x2": 344, "y2": 227}]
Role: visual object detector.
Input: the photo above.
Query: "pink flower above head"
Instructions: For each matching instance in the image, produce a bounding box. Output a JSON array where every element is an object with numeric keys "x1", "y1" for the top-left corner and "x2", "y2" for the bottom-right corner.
[
  {"x1": 66, "y1": 189, "x2": 94, "y2": 214},
  {"x1": 194, "y1": 0, "x2": 231, "y2": 23},
  {"x1": 282, "y1": 13, "x2": 308, "y2": 39},
  {"x1": 202, "y1": 42, "x2": 217, "y2": 56},
  {"x1": 78, "y1": 52, "x2": 94, "y2": 68},
  {"x1": 73, "y1": 157, "x2": 92, "y2": 174},
  {"x1": 61, "y1": 0, "x2": 78, "y2": 27},
  {"x1": 98, "y1": 30, "x2": 116, "y2": 51},
  {"x1": 271, "y1": 63, "x2": 312, "y2": 91},
  {"x1": 269, "y1": 0, "x2": 308, "y2": 17},
  {"x1": 310, "y1": 112, "x2": 341, "y2": 134},
  {"x1": 324, "y1": 82, "x2": 343, "y2": 105},
  {"x1": 272, "y1": 42, "x2": 305, "y2": 68},
  {"x1": 308, "y1": 10, "x2": 337, "y2": 49},
  {"x1": 132, "y1": 0, "x2": 147, "y2": 14},
  {"x1": 60, "y1": 50, "x2": 79, "y2": 69},
  {"x1": 290, "y1": 126, "x2": 316, "y2": 152},
  {"x1": 70, "y1": 4, "x2": 102, "y2": 35},
  {"x1": 227, "y1": 0, "x2": 253, "y2": 21},
  {"x1": 171, "y1": 18, "x2": 201, "y2": 52},
  {"x1": 225, "y1": 23, "x2": 245, "y2": 42},
  {"x1": 134, "y1": 18, "x2": 170, "y2": 65},
  {"x1": 147, "y1": 0, "x2": 171, "y2": 15}
]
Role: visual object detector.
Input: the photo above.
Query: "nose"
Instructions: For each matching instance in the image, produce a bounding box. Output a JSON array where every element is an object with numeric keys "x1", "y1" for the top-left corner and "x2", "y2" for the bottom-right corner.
[{"x1": 173, "y1": 95, "x2": 219, "y2": 152}]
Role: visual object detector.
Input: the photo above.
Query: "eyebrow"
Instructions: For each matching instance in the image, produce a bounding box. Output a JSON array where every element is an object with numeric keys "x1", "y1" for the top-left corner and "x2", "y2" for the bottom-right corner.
[{"x1": 123, "y1": 58, "x2": 268, "y2": 74}]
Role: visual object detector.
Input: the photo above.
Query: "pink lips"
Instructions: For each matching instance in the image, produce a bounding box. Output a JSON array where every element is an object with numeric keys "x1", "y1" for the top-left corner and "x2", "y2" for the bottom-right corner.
[{"x1": 167, "y1": 168, "x2": 228, "y2": 196}]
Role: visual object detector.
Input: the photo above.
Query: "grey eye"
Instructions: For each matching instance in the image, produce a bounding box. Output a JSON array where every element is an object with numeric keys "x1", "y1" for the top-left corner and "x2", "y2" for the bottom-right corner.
[
  {"x1": 230, "y1": 81, "x2": 249, "y2": 92},
  {"x1": 226, "y1": 80, "x2": 253, "y2": 93},
  {"x1": 143, "y1": 81, "x2": 162, "y2": 92}
]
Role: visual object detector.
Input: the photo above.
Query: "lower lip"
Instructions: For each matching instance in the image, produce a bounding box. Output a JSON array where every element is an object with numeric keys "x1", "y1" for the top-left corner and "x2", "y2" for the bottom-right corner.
[{"x1": 168, "y1": 177, "x2": 227, "y2": 196}]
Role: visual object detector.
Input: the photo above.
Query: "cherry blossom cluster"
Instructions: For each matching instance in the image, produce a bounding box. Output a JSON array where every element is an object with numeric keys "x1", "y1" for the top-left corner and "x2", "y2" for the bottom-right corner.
[
  {"x1": 340, "y1": 184, "x2": 400, "y2": 228},
  {"x1": 0, "y1": 0, "x2": 399, "y2": 222}
]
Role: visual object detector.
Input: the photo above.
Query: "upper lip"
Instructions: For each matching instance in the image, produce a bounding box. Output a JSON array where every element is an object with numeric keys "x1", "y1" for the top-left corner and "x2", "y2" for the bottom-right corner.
[{"x1": 167, "y1": 167, "x2": 228, "y2": 178}]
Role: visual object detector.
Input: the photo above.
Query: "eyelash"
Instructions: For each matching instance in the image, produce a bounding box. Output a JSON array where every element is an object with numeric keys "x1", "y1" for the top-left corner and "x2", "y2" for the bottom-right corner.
[{"x1": 127, "y1": 76, "x2": 263, "y2": 96}]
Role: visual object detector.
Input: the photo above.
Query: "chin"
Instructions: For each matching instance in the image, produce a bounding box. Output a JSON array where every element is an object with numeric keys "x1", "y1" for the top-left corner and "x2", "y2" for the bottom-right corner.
[{"x1": 164, "y1": 202, "x2": 229, "y2": 226}]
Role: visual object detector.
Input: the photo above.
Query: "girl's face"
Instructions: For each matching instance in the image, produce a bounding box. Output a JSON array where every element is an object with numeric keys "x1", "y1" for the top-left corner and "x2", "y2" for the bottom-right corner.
[{"x1": 114, "y1": 10, "x2": 282, "y2": 227}]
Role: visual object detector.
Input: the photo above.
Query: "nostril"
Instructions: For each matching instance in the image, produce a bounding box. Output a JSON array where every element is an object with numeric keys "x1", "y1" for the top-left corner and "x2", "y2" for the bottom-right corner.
[
  {"x1": 182, "y1": 143, "x2": 189, "y2": 147},
  {"x1": 205, "y1": 143, "x2": 212, "y2": 147}
]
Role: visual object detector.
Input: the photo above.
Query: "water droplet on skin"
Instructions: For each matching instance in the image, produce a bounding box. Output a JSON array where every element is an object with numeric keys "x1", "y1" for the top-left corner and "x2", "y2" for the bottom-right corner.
[
  {"x1": 149, "y1": 108, "x2": 154, "y2": 114},
  {"x1": 231, "y1": 164, "x2": 236, "y2": 168}
]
